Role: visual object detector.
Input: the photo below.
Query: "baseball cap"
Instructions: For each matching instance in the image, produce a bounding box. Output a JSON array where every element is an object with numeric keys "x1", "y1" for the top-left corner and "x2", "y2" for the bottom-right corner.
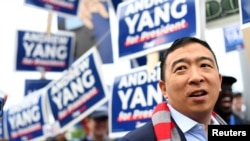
[
  {"x1": 88, "y1": 106, "x2": 108, "y2": 119},
  {"x1": 221, "y1": 76, "x2": 237, "y2": 91}
]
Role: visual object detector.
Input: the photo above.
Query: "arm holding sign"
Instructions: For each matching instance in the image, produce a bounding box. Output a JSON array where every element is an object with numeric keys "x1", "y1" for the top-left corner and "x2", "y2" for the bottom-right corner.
[{"x1": 80, "y1": 0, "x2": 109, "y2": 30}]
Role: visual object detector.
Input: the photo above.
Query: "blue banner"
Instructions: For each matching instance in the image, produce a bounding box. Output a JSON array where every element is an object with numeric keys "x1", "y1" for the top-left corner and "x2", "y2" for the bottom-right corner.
[
  {"x1": 5, "y1": 90, "x2": 49, "y2": 141},
  {"x1": 45, "y1": 47, "x2": 109, "y2": 132},
  {"x1": 117, "y1": 0, "x2": 198, "y2": 60},
  {"x1": 110, "y1": 0, "x2": 123, "y2": 11},
  {"x1": 240, "y1": 0, "x2": 250, "y2": 25},
  {"x1": 109, "y1": 64, "x2": 165, "y2": 138},
  {"x1": 25, "y1": 0, "x2": 81, "y2": 16},
  {"x1": 223, "y1": 24, "x2": 244, "y2": 52},
  {"x1": 15, "y1": 30, "x2": 74, "y2": 72},
  {"x1": 0, "y1": 117, "x2": 5, "y2": 140},
  {"x1": 24, "y1": 79, "x2": 52, "y2": 96}
]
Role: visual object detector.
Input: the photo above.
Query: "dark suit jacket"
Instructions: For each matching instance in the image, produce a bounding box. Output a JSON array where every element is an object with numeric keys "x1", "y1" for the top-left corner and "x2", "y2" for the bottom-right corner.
[{"x1": 119, "y1": 121, "x2": 186, "y2": 141}]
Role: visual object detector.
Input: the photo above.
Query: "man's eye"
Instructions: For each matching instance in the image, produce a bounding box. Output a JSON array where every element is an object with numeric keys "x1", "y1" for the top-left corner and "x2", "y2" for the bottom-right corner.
[
  {"x1": 201, "y1": 64, "x2": 211, "y2": 68},
  {"x1": 176, "y1": 66, "x2": 186, "y2": 71}
]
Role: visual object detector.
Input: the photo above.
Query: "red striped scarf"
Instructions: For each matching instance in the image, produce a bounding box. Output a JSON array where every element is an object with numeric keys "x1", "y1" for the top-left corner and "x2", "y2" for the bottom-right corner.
[{"x1": 152, "y1": 102, "x2": 227, "y2": 141}]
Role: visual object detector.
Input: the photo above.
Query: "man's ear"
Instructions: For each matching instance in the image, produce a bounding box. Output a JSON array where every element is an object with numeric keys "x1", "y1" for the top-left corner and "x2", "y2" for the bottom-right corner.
[
  {"x1": 3, "y1": 94, "x2": 8, "y2": 106},
  {"x1": 218, "y1": 73, "x2": 222, "y2": 92},
  {"x1": 159, "y1": 80, "x2": 168, "y2": 99}
]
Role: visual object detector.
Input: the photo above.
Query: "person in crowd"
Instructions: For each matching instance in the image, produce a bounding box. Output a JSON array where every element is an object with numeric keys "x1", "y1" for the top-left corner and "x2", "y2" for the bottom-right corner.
[
  {"x1": 81, "y1": 105, "x2": 113, "y2": 141},
  {"x1": 233, "y1": 92, "x2": 248, "y2": 120},
  {"x1": 0, "y1": 94, "x2": 7, "y2": 118},
  {"x1": 120, "y1": 36, "x2": 226, "y2": 141},
  {"x1": 214, "y1": 76, "x2": 250, "y2": 125},
  {"x1": 46, "y1": 132, "x2": 67, "y2": 141}
]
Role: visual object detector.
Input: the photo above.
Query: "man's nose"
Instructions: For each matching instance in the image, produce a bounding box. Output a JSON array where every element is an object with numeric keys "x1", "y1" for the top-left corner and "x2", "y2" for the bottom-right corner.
[{"x1": 188, "y1": 67, "x2": 204, "y2": 85}]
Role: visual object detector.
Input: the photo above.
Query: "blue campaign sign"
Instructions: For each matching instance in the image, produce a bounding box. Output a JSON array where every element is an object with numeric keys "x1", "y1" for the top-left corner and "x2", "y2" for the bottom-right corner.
[
  {"x1": 5, "y1": 90, "x2": 49, "y2": 141},
  {"x1": 223, "y1": 24, "x2": 244, "y2": 52},
  {"x1": 109, "y1": 64, "x2": 165, "y2": 138},
  {"x1": 24, "y1": 79, "x2": 52, "y2": 96},
  {"x1": 45, "y1": 47, "x2": 109, "y2": 132},
  {"x1": 15, "y1": 30, "x2": 74, "y2": 72},
  {"x1": 0, "y1": 117, "x2": 5, "y2": 140},
  {"x1": 110, "y1": 0, "x2": 123, "y2": 11},
  {"x1": 1, "y1": 112, "x2": 10, "y2": 140},
  {"x1": 117, "y1": 0, "x2": 199, "y2": 60},
  {"x1": 25, "y1": 0, "x2": 81, "y2": 17},
  {"x1": 240, "y1": 0, "x2": 250, "y2": 25}
]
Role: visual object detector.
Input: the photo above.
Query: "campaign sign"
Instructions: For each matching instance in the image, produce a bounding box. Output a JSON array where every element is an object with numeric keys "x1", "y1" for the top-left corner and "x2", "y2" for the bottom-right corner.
[
  {"x1": 45, "y1": 47, "x2": 109, "y2": 132},
  {"x1": 239, "y1": 0, "x2": 250, "y2": 26},
  {"x1": 110, "y1": 0, "x2": 123, "y2": 11},
  {"x1": 223, "y1": 24, "x2": 244, "y2": 52},
  {"x1": 25, "y1": 0, "x2": 81, "y2": 17},
  {"x1": 5, "y1": 90, "x2": 49, "y2": 141},
  {"x1": 24, "y1": 79, "x2": 52, "y2": 96},
  {"x1": 15, "y1": 30, "x2": 74, "y2": 72},
  {"x1": 117, "y1": 0, "x2": 199, "y2": 60},
  {"x1": 109, "y1": 64, "x2": 165, "y2": 138},
  {"x1": 1, "y1": 112, "x2": 10, "y2": 140},
  {"x1": 0, "y1": 117, "x2": 5, "y2": 140}
]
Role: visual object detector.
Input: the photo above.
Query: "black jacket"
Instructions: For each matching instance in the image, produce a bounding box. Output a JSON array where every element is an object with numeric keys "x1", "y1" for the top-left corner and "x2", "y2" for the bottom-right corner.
[{"x1": 119, "y1": 121, "x2": 186, "y2": 141}]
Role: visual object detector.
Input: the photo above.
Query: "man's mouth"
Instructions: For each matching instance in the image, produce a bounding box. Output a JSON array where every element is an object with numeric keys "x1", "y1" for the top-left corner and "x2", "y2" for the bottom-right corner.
[{"x1": 189, "y1": 90, "x2": 207, "y2": 97}]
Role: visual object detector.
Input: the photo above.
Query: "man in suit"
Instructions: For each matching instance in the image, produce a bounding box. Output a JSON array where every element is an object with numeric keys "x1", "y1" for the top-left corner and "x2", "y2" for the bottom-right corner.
[{"x1": 120, "y1": 37, "x2": 226, "y2": 141}]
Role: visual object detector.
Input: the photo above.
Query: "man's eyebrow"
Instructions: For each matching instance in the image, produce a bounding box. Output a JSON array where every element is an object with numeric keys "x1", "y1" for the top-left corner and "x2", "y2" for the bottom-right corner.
[
  {"x1": 171, "y1": 58, "x2": 186, "y2": 70},
  {"x1": 198, "y1": 56, "x2": 214, "y2": 64},
  {"x1": 171, "y1": 56, "x2": 215, "y2": 70}
]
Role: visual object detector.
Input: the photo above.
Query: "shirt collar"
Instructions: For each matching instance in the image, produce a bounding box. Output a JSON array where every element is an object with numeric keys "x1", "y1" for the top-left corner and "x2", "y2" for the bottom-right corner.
[
  {"x1": 167, "y1": 104, "x2": 197, "y2": 133},
  {"x1": 167, "y1": 104, "x2": 219, "y2": 133}
]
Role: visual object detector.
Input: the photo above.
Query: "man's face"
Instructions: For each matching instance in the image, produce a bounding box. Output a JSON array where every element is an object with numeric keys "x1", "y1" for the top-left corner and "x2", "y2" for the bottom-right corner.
[
  {"x1": 218, "y1": 95, "x2": 232, "y2": 114},
  {"x1": 233, "y1": 96, "x2": 243, "y2": 110},
  {"x1": 87, "y1": 116, "x2": 108, "y2": 138},
  {"x1": 159, "y1": 43, "x2": 222, "y2": 120}
]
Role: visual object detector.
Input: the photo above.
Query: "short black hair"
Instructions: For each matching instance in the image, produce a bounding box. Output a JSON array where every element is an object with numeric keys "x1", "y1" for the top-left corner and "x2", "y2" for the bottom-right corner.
[{"x1": 160, "y1": 37, "x2": 219, "y2": 81}]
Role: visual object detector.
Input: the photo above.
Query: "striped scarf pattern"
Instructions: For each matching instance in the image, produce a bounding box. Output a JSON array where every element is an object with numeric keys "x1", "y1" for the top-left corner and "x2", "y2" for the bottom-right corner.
[{"x1": 152, "y1": 102, "x2": 227, "y2": 141}]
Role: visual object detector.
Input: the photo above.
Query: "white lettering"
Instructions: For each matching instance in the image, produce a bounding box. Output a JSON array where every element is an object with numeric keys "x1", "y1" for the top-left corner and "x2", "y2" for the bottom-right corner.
[
  {"x1": 118, "y1": 67, "x2": 160, "y2": 88},
  {"x1": 171, "y1": 0, "x2": 187, "y2": 19},
  {"x1": 8, "y1": 105, "x2": 40, "y2": 130},
  {"x1": 130, "y1": 87, "x2": 146, "y2": 108},
  {"x1": 23, "y1": 42, "x2": 68, "y2": 60},
  {"x1": 51, "y1": 69, "x2": 95, "y2": 110},
  {"x1": 118, "y1": 85, "x2": 162, "y2": 110},
  {"x1": 212, "y1": 129, "x2": 247, "y2": 136},
  {"x1": 123, "y1": 0, "x2": 187, "y2": 34},
  {"x1": 118, "y1": 88, "x2": 133, "y2": 110}
]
